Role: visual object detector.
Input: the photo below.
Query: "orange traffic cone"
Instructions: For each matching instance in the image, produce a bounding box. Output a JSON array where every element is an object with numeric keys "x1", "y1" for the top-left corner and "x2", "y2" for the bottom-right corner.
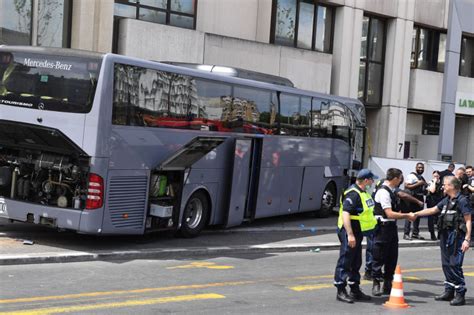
[{"x1": 384, "y1": 265, "x2": 410, "y2": 309}]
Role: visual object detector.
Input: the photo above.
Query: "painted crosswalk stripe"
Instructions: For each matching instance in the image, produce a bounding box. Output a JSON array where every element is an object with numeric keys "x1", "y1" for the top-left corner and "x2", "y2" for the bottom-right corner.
[{"x1": 0, "y1": 293, "x2": 225, "y2": 315}]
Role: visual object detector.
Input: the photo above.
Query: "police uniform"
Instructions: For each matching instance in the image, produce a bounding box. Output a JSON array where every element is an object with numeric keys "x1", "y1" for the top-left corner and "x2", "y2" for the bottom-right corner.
[
  {"x1": 334, "y1": 183, "x2": 377, "y2": 302},
  {"x1": 404, "y1": 172, "x2": 426, "y2": 239},
  {"x1": 372, "y1": 184, "x2": 400, "y2": 296},
  {"x1": 435, "y1": 193, "x2": 472, "y2": 305}
]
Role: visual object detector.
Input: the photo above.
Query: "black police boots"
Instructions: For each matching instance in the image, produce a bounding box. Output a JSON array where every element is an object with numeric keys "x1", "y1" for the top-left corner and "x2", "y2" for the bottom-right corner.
[
  {"x1": 450, "y1": 293, "x2": 466, "y2": 306},
  {"x1": 434, "y1": 290, "x2": 454, "y2": 301},
  {"x1": 382, "y1": 282, "x2": 392, "y2": 295},
  {"x1": 372, "y1": 279, "x2": 382, "y2": 296},
  {"x1": 336, "y1": 287, "x2": 354, "y2": 303},
  {"x1": 349, "y1": 286, "x2": 372, "y2": 301}
]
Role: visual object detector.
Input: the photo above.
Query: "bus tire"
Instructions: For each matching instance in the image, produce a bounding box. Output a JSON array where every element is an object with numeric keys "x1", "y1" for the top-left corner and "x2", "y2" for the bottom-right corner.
[
  {"x1": 178, "y1": 190, "x2": 210, "y2": 238},
  {"x1": 316, "y1": 183, "x2": 336, "y2": 218}
]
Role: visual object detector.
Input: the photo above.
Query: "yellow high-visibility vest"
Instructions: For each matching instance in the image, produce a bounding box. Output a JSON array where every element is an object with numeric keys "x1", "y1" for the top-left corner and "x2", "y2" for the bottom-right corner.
[{"x1": 337, "y1": 186, "x2": 377, "y2": 232}]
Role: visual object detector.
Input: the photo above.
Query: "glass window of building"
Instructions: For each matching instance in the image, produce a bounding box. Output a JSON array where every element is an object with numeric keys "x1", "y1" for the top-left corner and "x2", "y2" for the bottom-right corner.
[
  {"x1": 410, "y1": 25, "x2": 446, "y2": 72},
  {"x1": 358, "y1": 15, "x2": 386, "y2": 107},
  {"x1": 114, "y1": 0, "x2": 196, "y2": 29},
  {"x1": 272, "y1": 0, "x2": 334, "y2": 53},
  {"x1": 460, "y1": 35, "x2": 474, "y2": 78},
  {"x1": 0, "y1": 0, "x2": 71, "y2": 47}
]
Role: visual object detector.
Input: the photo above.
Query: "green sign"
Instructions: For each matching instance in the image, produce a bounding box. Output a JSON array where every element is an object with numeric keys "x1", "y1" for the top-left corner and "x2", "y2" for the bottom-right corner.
[
  {"x1": 455, "y1": 92, "x2": 474, "y2": 116},
  {"x1": 458, "y1": 98, "x2": 474, "y2": 108}
]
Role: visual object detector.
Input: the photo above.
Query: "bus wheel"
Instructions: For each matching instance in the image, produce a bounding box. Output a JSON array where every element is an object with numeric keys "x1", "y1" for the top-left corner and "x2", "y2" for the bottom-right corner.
[
  {"x1": 316, "y1": 184, "x2": 336, "y2": 218},
  {"x1": 179, "y1": 191, "x2": 210, "y2": 238}
]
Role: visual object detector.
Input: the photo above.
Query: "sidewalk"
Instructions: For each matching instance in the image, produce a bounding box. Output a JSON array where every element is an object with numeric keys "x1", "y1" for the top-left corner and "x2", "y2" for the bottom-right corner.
[{"x1": 0, "y1": 214, "x2": 440, "y2": 266}]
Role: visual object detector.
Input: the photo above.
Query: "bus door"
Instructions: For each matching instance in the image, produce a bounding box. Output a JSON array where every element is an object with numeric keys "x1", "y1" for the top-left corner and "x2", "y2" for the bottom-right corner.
[{"x1": 225, "y1": 137, "x2": 262, "y2": 227}]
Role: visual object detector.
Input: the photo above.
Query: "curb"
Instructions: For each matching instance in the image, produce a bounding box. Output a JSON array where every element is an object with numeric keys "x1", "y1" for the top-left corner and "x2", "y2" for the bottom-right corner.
[{"x1": 0, "y1": 240, "x2": 440, "y2": 266}]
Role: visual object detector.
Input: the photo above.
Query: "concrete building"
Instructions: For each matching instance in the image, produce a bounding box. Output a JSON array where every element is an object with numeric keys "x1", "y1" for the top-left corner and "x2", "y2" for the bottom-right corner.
[{"x1": 1, "y1": 0, "x2": 473, "y2": 165}]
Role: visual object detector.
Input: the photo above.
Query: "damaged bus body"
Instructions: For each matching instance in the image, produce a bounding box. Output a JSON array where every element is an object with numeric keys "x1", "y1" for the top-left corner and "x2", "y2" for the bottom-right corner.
[{"x1": 0, "y1": 46, "x2": 366, "y2": 236}]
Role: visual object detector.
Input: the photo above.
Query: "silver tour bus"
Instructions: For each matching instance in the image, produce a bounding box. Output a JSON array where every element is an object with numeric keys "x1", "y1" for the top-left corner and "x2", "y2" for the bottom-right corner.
[{"x1": 0, "y1": 46, "x2": 366, "y2": 236}]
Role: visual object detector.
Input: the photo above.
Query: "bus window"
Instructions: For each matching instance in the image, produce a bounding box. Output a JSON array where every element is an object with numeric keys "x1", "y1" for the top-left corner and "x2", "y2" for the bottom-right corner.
[
  {"x1": 0, "y1": 51, "x2": 101, "y2": 113},
  {"x1": 279, "y1": 93, "x2": 311, "y2": 136},
  {"x1": 310, "y1": 98, "x2": 326, "y2": 137},
  {"x1": 195, "y1": 79, "x2": 233, "y2": 132},
  {"x1": 329, "y1": 101, "x2": 350, "y2": 143},
  {"x1": 232, "y1": 86, "x2": 277, "y2": 134},
  {"x1": 113, "y1": 64, "x2": 200, "y2": 128}
]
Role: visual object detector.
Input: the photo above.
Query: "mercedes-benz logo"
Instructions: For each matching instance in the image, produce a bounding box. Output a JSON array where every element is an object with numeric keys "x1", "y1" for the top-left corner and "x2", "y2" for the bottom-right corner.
[{"x1": 38, "y1": 102, "x2": 45, "y2": 110}]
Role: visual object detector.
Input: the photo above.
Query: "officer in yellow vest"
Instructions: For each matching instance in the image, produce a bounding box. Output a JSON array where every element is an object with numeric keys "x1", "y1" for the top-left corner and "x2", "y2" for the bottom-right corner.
[{"x1": 334, "y1": 169, "x2": 378, "y2": 303}]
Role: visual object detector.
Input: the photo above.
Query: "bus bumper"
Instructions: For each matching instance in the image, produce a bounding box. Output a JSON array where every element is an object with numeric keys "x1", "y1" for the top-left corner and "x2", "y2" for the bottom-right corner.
[{"x1": 0, "y1": 197, "x2": 81, "y2": 231}]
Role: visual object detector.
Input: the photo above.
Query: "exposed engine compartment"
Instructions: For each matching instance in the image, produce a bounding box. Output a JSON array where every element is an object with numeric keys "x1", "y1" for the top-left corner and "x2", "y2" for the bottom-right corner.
[{"x1": 0, "y1": 148, "x2": 89, "y2": 209}]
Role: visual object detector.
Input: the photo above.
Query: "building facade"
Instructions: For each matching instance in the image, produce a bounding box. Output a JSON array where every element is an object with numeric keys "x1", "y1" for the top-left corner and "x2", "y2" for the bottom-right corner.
[{"x1": 1, "y1": 0, "x2": 473, "y2": 165}]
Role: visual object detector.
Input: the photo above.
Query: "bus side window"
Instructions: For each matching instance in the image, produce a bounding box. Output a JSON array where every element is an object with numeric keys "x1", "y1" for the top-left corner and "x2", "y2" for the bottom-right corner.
[
  {"x1": 195, "y1": 79, "x2": 232, "y2": 132},
  {"x1": 233, "y1": 86, "x2": 277, "y2": 134},
  {"x1": 279, "y1": 94, "x2": 311, "y2": 136},
  {"x1": 329, "y1": 101, "x2": 350, "y2": 143},
  {"x1": 310, "y1": 98, "x2": 324, "y2": 137}
]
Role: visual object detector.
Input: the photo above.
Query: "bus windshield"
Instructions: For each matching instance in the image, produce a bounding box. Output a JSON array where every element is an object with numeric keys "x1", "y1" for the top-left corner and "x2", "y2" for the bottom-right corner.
[{"x1": 0, "y1": 50, "x2": 101, "y2": 113}]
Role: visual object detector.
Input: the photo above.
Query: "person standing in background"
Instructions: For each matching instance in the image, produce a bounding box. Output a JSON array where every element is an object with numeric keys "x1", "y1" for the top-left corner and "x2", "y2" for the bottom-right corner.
[{"x1": 403, "y1": 162, "x2": 427, "y2": 240}]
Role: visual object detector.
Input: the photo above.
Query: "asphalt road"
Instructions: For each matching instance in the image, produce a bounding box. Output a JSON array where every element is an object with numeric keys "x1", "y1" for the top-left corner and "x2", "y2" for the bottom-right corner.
[{"x1": 1, "y1": 247, "x2": 473, "y2": 314}]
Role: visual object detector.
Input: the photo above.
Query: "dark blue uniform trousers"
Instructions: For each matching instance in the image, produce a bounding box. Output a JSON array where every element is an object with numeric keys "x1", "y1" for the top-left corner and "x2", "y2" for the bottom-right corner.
[
  {"x1": 334, "y1": 227, "x2": 363, "y2": 288},
  {"x1": 372, "y1": 223, "x2": 398, "y2": 282},
  {"x1": 439, "y1": 229, "x2": 467, "y2": 295}
]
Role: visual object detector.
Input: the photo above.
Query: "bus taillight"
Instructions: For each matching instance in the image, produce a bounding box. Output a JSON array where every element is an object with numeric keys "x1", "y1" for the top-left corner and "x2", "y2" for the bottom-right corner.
[{"x1": 86, "y1": 173, "x2": 104, "y2": 210}]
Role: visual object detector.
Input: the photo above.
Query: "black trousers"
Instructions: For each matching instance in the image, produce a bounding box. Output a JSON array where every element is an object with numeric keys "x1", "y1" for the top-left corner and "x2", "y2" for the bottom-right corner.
[
  {"x1": 372, "y1": 223, "x2": 398, "y2": 282},
  {"x1": 334, "y1": 227, "x2": 363, "y2": 288}
]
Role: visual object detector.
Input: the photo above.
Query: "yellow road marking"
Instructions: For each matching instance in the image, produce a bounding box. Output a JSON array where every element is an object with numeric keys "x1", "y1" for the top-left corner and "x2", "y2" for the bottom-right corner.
[
  {"x1": 403, "y1": 276, "x2": 423, "y2": 281},
  {"x1": 403, "y1": 266, "x2": 473, "y2": 273},
  {"x1": 0, "y1": 293, "x2": 225, "y2": 315},
  {"x1": 167, "y1": 261, "x2": 234, "y2": 270},
  {"x1": 290, "y1": 284, "x2": 333, "y2": 291},
  {"x1": 2, "y1": 265, "x2": 473, "y2": 305},
  {"x1": 0, "y1": 281, "x2": 249, "y2": 305},
  {"x1": 288, "y1": 280, "x2": 370, "y2": 292},
  {"x1": 465, "y1": 272, "x2": 474, "y2": 277}
]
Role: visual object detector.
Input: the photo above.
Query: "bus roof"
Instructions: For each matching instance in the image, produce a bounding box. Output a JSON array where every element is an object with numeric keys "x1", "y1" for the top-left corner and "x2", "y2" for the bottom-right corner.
[{"x1": 161, "y1": 62, "x2": 295, "y2": 88}]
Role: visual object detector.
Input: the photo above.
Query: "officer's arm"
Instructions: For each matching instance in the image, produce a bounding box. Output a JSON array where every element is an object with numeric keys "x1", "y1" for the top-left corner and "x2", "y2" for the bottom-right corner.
[
  {"x1": 405, "y1": 178, "x2": 425, "y2": 189},
  {"x1": 404, "y1": 182, "x2": 417, "y2": 189},
  {"x1": 462, "y1": 213, "x2": 471, "y2": 253},
  {"x1": 465, "y1": 214, "x2": 472, "y2": 241},
  {"x1": 414, "y1": 206, "x2": 440, "y2": 218},
  {"x1": 342, "y1": 211, "x2": 354, "y2": 237},
  {"x1": 384, "y1": 207, "x2": 413, "y2": 220},
  {"x1": 397, "y1": 191, "x2": 424, "y2": 207}
]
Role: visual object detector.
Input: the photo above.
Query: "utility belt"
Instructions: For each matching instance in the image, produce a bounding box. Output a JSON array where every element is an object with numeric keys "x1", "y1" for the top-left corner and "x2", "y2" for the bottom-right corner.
[{"x1": 375, "y1": 215, "x2": 396, "y2": 226}]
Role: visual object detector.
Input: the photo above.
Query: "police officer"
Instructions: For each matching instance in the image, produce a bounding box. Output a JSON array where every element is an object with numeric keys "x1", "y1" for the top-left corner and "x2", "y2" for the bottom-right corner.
[
  {"x1": 404, "y1": 162, "x2": 427, "y2": 240},
  {"x1": 371, "y1": 168, "x2": 416, "y2": 296},
  {"x1": 334, "y1": 169, "x2": 378, "y2": 303},
  {"x1": 413, "y1": 176, "x2": 472, "y2": 306},
  {"x1": 426, "y1": 170, "x2": 444, "y2": 240},
  {"x1": 363, "y1": 175, "x2": 422, "y2": 280}
]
